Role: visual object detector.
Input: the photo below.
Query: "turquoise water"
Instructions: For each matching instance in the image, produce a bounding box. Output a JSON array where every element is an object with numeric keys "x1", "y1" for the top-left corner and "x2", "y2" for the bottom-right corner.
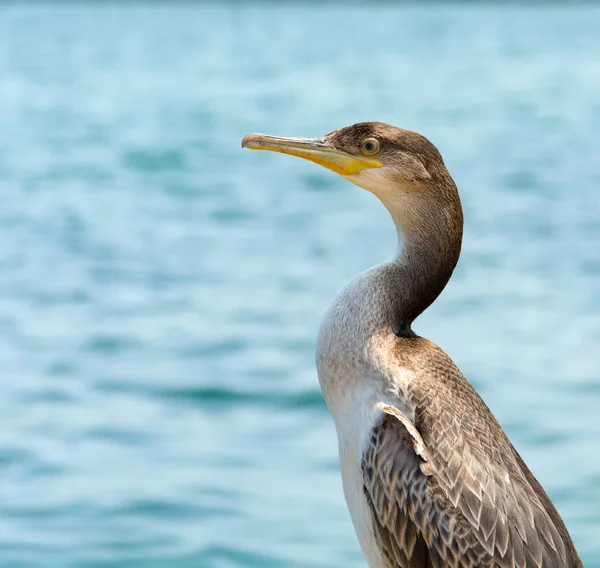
[{"x1": 1, "y1": 2, "x2": 600, "y2": 567}]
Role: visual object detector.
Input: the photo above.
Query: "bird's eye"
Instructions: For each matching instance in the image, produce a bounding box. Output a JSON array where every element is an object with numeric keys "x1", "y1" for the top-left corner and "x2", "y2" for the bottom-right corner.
[{"x1": 360, "y1": 138, "x2": 380, "y2": 156}]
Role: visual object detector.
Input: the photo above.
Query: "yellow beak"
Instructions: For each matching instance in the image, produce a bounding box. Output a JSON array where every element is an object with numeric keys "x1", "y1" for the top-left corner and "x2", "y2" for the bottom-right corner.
[{"x1": 241, "y1": 133, "x2": 382, "y2": 176}]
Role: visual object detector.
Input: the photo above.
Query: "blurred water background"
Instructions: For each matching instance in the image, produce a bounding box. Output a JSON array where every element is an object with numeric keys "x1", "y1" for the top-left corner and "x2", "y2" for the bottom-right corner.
[{"x1": 1, "y1": 2, "x2": 600, "y2": 567}]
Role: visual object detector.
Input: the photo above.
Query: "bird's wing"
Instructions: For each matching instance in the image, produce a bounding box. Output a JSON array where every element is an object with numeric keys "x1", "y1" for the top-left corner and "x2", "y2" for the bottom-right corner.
[{"x1": 362, "y1": 403, "x2": 573, "y2": 568}]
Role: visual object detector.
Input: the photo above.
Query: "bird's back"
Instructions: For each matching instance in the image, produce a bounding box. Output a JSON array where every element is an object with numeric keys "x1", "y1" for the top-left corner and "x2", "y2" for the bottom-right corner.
[{"x1": 362, "y1": 337, "x2": 583, "y2": 568}]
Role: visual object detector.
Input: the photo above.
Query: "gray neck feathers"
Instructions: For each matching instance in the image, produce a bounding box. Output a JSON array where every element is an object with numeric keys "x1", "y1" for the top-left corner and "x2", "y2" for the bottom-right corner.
[{"x1": 383, "y1": 178, "x2": 463, "y2": 332}]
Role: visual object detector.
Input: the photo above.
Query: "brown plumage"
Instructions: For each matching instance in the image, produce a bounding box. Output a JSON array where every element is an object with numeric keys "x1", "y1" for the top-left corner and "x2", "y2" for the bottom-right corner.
[
  {"x1": 362, "y1": 338, "x2": 580, "y2": 567},
  {"x1": 242, "y1": 122, "x2": 582, "y2": 568}
]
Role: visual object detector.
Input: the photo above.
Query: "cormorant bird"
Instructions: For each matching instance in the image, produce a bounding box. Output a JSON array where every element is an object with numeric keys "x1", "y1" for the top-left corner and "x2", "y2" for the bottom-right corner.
[{"x1": 242, "y1": 122, "x2": 582, "y2": 568}]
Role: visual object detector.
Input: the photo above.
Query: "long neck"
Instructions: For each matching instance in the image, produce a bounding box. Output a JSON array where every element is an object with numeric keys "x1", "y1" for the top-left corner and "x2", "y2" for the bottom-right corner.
[{"x1": 382, "y1": 183, "x2": 463, "y2": 332}]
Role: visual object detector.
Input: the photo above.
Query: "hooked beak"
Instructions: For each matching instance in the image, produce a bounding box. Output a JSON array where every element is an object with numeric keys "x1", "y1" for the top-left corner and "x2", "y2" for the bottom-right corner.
[{"x1": 241, "y1": 133, "x2": 382, "y2": 176}]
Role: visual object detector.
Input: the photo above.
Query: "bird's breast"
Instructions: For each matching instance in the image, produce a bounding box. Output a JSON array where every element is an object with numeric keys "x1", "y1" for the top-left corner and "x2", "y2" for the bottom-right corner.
[
  {"x1": 315, "y1": 264, "x2": 405, "y2": 407},
  {"x1": 316, "y1": 271, "x2": 382, "y2": 402},
  {"x1": 314, "y1": 267, "x2": 416, "y2": 568}
]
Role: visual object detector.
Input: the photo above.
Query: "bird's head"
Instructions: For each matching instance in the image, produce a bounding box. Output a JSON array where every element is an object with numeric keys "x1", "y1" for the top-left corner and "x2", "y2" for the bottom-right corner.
[
  {"x1": 242, "y1": 122, "x2": 460, "y2": 238},
  {"x1": 243, "y1": 121, "x2": 463, "y2": 320}
]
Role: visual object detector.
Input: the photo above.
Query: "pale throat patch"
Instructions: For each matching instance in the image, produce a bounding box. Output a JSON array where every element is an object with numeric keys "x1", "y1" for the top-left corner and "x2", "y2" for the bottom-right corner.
[
  {"x1": 343, "y1": 166, "x2": 399, "y2": 195},
  {"x1": 343, "y1": 167, "x2": 408, "y2": 258}
]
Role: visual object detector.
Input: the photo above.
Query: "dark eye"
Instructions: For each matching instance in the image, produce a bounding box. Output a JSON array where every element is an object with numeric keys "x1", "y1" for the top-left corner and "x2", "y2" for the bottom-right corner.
[{"x1": 360, "y1": 137, "x2": 380, "y2": 156}]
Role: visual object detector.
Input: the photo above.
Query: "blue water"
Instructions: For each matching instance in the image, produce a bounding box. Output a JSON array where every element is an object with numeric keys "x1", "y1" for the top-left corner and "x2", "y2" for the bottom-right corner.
[{"x1": 1, "y1": 2, "x2": 599, "y2": 567}]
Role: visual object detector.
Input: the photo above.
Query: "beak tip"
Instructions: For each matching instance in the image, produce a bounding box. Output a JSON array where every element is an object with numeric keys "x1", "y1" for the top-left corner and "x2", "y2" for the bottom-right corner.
[{"x1": 241, "y1": 133, "x2": 259, "y2": 149}]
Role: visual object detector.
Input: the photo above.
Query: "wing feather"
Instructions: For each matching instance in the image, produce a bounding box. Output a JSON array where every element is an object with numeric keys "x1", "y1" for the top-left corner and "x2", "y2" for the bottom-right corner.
[{"x1": 361, "y1": 398, "x2": 582, "y2": 568}]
